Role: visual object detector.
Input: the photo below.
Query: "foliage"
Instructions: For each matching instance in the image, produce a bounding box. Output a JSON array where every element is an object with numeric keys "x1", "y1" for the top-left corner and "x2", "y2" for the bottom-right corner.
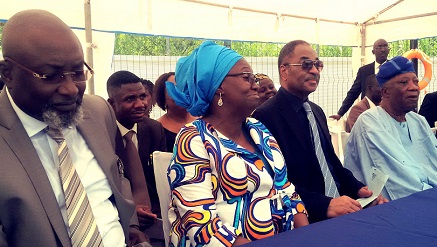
[
  {"x1": 114, "y1": 34, "x2": 354, "y2": 57},
  {"x1": 114, "y1": 34, "x2": 206, "y2": 56}
]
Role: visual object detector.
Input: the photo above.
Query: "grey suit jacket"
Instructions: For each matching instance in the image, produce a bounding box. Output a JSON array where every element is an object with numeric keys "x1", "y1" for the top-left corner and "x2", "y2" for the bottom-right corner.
[{"x1": 0, "y1": 91, "x2": 135, "y2": 246}]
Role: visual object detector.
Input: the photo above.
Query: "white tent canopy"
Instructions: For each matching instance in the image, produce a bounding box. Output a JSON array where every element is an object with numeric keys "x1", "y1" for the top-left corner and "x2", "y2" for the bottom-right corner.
[
  {"x1": 1, "y1": 0, "x2": 437, "y2": 95},
  {"x1": 2, "y1": 0, "x2": 436, "y2": 46}
]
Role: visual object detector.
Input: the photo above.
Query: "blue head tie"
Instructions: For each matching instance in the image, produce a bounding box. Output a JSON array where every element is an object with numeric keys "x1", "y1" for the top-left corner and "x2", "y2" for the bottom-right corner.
[{"x1": 165, "y1": 41, "x2": 242, "y2": 116}]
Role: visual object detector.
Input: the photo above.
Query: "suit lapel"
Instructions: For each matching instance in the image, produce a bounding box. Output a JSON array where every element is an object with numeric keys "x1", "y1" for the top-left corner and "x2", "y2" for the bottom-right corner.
[
  {"x1": 364, "y1": 98, "x2": 371, "y2": 109},
  {"x1": 0, "y1": 92, "x2": 71, "y2": 246},
  {"x1": 137, "y1": 121, "x2": 151, "y2": 163},
  {"x1": 276, "y1": 90, "x2": 313, "y2": 152},
  {"x1": 78, "y1": 108, "x2": 122, "y2": 191}
]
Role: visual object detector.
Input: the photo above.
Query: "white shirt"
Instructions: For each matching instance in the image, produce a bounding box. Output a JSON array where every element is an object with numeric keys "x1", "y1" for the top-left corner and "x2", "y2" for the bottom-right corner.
[
  {"x1": 6, "y1": 88, "x2": 125, "y2": 246},
  {"x1": 375, "y1": 60, "x2": 386, "y2": 74}
]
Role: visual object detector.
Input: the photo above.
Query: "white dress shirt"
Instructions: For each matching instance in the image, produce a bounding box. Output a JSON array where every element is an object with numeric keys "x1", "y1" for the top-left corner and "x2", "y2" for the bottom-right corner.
[{"x1": 7, "y1": 88, "x2": 125, "y2": 246}]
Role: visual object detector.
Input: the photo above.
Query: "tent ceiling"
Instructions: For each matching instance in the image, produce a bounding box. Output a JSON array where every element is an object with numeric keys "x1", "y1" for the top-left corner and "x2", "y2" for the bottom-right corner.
[{"x1": 1, "y1": 0, "x2": 437, "y2": 47}]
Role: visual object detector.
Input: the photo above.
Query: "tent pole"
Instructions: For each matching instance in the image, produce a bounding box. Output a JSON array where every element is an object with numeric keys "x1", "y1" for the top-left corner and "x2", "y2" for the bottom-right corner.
[
  {"x1": 84, "y1": 0, "x2": 95, "y2": 95},
  {"x1": 360, "y1": 24, "x2": 366, "y2": 66},
  {"x1": 410, "y1": 39, "x2": 418, "y2": 76}
]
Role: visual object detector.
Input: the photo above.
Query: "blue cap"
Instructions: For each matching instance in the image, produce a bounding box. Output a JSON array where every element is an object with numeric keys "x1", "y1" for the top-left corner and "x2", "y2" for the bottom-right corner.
[{"x1": 376, "y1": 56, "x2": 416, "y2": 87}]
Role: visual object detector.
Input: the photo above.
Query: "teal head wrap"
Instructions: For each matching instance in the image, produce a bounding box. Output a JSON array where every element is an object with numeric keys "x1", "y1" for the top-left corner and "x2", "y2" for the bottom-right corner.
[{"x1": 165, "y1": 41, "x2": 242, "y2": 116}]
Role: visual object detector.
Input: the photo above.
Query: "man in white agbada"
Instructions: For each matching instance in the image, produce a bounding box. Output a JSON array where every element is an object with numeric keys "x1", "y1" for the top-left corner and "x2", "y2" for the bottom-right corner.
[{"x1": 345, "y1": 56, "x2": 437, "y2": 201}]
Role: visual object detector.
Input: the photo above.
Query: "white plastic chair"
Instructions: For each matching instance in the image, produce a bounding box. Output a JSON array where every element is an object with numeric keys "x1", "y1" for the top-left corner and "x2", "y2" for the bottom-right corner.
[
  {"x1": 327, "y1": 118, "x2": 349, "y2": 165},
  {"x1": 152, "y1": 151, "x2": 173, "y2": 247}
]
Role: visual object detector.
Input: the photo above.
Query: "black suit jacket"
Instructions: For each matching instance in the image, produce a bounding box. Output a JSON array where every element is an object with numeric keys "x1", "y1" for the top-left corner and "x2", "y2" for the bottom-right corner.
[
  {"x1": 338, "y1": 62, "x2": 375, "y2": 116},
  {"x1": 116, "y1": 117, "x2": 166, "y2": 217},
  {"x1": 253, "y1": 88, "x2": 363, "y2": 223},
  {"x1": 419, "y1": 91, "x2": 437, "y2": 128}
]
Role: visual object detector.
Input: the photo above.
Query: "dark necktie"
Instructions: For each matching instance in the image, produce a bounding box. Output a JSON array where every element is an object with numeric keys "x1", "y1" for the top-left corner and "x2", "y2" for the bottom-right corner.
[
  {"x1": 46, "y1": 128, "x2": 103, "y2": 247},
  {"x1": 124, "y1": 130, "x2": 152, "y2": 208},
  {"x1": 302, "y1": 103, "x2": 340, "y2": 198}
]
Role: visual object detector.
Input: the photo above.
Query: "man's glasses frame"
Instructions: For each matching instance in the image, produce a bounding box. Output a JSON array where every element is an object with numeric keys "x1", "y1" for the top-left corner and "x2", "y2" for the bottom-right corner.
[
  {"x1": 226, "y1": 72, "x2": 260, "y2": 85},
  {"x1": 283, "y1": 59, "x2": 324, "y2": 72},
  {"x1": 374, "y1": 45, "x2": 391, "y2": 51},
  {"x1": 4, "y1": 57, "x2": 94, "y2": 84}
]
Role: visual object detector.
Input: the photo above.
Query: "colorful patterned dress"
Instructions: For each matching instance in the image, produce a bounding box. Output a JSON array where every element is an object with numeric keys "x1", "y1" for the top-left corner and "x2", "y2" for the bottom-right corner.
[{"x1": 167, "y1": 118, "x2": 306, "y2": 247}]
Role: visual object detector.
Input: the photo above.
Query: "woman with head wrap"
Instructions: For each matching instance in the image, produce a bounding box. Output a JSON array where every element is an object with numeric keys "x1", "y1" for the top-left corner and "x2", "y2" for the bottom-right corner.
[
  {"x1": 166, "y1": 41, "x2": 308, "y2": 247},
  {"x1": 345, "y1": 56, "x2": 437, "y2": 201},
  {"x1": 255, "y1": 73, "x2": 277, "y2": 105},
  {"x1": 154, "y1": 72, "x2": 196, "y2": 152}
]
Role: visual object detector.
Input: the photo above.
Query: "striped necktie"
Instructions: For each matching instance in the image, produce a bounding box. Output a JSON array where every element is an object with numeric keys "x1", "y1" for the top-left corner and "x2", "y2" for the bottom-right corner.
[
  {"x1": 302, "y1": 102, "x2": 340, "y2": 198},
  {"x1": 46, "y1": 128, "x2": 103, "y2": 247}
]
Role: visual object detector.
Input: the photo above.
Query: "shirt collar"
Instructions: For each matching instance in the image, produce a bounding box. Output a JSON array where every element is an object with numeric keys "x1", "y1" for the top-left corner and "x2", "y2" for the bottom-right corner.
[
  {"x1": 365, "y1": 96, "x2": 377, "y2": 108},
  {"x1": 6, "y1": 87, "x2": 48, "y2": 138},
  {"x1": 116, "y1": 121, "x2": 138, "y2": 136},
  {"x1": 375, "y1": 60, "x2": 387, "y2": 74},
  {"x1": 279, "y1": 87, "x2": 307, "y2": 113}
]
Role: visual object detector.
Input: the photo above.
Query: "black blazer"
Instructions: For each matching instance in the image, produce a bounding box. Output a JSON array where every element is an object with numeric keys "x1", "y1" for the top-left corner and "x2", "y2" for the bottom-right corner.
[
  {"x1": 419, "y1": 91, "x2": 437, "y2": 128},
  {"x1": 115, "y1": 117, "x2": 167, "y2": 217},
  {"x1": 338, "y1": 62, "x2": 375, "y2": 116},
  {"x1": 253, "y1": 88, "x2": 363, "y2": 223}
]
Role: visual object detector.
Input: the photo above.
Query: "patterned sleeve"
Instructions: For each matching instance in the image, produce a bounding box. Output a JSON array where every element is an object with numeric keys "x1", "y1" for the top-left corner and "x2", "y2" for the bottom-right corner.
[
  {"x1": 249, "y1": 118, "x2": 307, "y2": 230},
  {"x1": 168, "y1": 124, "x2": 240, "y2": 247},
  {"x1": 270, "y1": 138, "x2": 307, "y2": 230}
]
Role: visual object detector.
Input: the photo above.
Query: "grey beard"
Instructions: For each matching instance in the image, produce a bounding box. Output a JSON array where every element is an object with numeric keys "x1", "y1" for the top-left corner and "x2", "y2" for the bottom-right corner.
[{"x1": 42, "y1": 106, "x2": 84, "y2": 129}]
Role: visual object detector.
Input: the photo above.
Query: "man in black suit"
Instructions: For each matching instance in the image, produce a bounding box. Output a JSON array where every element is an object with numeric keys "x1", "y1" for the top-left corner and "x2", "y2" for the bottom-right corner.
[
  {"x1": 419, "y1": 91, "x2": 437, "y2": 128},
  {"x1": 330, "y1": 39, "x2": 389, "y2": 120},
  {"x1": 252, "y1": 40, "x2": 385, "y2": 223},
  {"x1": 107, "y1": 71, "x2": 167, "y2": 243}
]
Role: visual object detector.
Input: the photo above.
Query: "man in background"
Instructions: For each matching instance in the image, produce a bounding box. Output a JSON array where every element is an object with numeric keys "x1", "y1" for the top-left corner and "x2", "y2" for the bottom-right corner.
[
  {"x1": 419, "y1": 91, "x2": 437, "y2": 128},
  {"x1": 107, "y1": 70, "x2": 166, "y2": 245},
  {"x1": 331, "y1": 39, "x2": 389, "y2": 120},
  {"x1": 346, "y1": 74, "x2": 381, "y2": 132}
]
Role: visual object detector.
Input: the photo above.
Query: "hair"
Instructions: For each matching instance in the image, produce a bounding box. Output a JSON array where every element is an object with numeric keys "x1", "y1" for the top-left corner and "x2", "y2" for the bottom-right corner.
[
  {"x1": 106, "y1": 70, "x2": 141, "y2": 97},
  {"x1": 278, "y1": 40, "x2": 310, "y2": 71},
  {"x1": 255, "y1": 73, "x2": 271, "y2": 80},
  {"x1": 154, "y1": 72, "x2": 175, "y2": 111},
  {"x1": 365, "y1": 74, "x2": 378, "y2": 91},
  {"x1": 141, "y1": 79, "x2": 154, "y2": 95}
]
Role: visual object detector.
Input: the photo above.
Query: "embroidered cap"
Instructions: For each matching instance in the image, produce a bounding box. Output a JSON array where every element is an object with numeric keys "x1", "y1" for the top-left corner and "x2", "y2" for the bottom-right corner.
[{"x1": 376, "y1": 56, "x2": 416, "y2": 87}]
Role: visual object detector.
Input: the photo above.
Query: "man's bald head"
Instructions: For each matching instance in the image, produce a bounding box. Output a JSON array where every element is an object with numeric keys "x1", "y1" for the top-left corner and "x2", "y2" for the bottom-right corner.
[
  {"x1": 2, "y1": 9, "x2": 82, "y2": 60},
  {"x1": 0, "y1": 10, "x2": 86, "y2": 128}
]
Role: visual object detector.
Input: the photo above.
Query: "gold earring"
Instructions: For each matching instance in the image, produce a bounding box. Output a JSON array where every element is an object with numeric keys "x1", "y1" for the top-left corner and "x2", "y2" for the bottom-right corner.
[{"x1": 218, "y1": 93, "x2": 223, "y2": 107}]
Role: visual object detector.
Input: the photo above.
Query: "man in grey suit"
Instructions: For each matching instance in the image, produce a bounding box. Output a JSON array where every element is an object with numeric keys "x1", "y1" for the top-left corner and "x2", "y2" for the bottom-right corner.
[{"x1": 0, "y1": 10, "x2": 147, "y2": 246}]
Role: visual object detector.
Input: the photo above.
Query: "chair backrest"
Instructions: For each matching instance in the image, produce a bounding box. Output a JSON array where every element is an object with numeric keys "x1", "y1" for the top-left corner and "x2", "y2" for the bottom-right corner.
[
  {"x1": 327, "y1": 118, "x2": 350, "y2": 165},
  {"x1": 152, "y1": 151, "x2": 173, "y2": 247}
]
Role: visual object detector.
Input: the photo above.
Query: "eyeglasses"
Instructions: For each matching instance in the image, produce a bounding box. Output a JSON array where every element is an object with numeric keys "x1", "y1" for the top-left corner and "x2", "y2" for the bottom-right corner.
[
  {"x1": 4, "y1": 57, "x2": 94, "y2": 84},
  {"x1": 226, "y1": 72, "x2": 259, "y2": 85},
  {"x1": 283, "y1": 59, "x2": 324, "y2": 72},
  {"x1": 374, "y1": 45, "x2": 391, "y2": 51}
]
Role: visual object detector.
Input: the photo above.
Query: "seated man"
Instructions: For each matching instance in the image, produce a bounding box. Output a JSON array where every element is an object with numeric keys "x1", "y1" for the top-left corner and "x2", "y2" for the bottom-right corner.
[
  {"x1": 345, "y1": 56, "x2": 437, "y2": 201},
  {"x1": 346, "y1": 74, "x2": 381, "y2": 132},
  {"x1": 107, "y1": 71, "x2": 167, "y2": 244}
]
